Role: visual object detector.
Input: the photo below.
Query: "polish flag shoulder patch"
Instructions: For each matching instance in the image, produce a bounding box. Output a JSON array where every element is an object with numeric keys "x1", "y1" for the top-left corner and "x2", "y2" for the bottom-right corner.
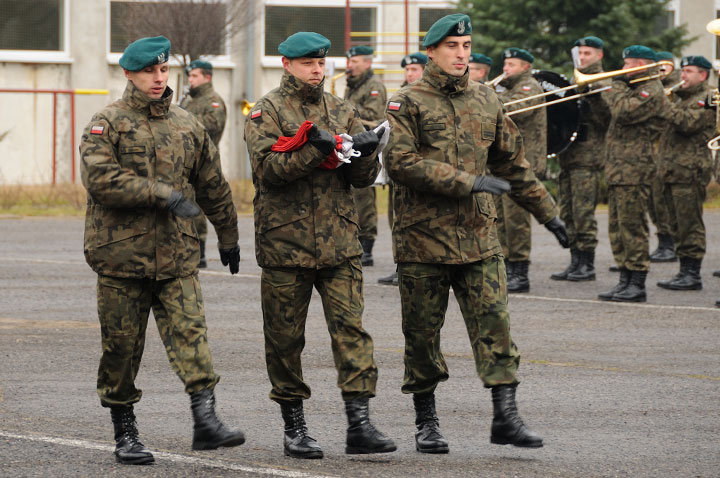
[
  {"x1": 522, "y1": 86, "x2": 531, "y2": 91},
  {"x1": 370, "y1": 90, "x2": 379, "y2": 97},
  {"x1": 211, "y1": 102, "x2": 221, "y2": 108},
  {"x1": 640, "y1": 90, "x2": 650, "y2": 98},
  {"x1": 387, "y1": 101, "x2": 402, "y2": 111},
  {"x1": 250, "y1": 109, "x2": 262, "y2": 120},
  {"x1": 698, "y1": 100, "x2": 706, "y2": 107},
  {"x1": 90, "y1": 125, "x2": 104, "y2": 135}
]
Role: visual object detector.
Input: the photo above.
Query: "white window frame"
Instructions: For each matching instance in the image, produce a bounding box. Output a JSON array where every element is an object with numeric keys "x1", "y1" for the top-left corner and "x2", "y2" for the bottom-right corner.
[{"x1": 0, "y1": 0, "x2": 72, "y2": 63}]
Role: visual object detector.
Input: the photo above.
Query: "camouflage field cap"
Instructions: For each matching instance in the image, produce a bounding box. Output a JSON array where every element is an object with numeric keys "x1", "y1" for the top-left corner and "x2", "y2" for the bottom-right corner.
[
  {"x1": 422, "y1": 13, "x2": 472, "y2": 47},
  {"x1": 503, "y1": 47, "x2": 534, "y2": 63},
  {"x1": 469, "y1": 53, "x2": 492, "y2": 66},
  {"x1": 655, "y1": 51, "x2": 674, "y2": 61},
  {"x1": 622, "y1": 45, "x2": 656, "y2": 61},
  {"x1": 347, "y1": 45, "x2": 373, "y2": 57},
  {"x1": 278, "y1": 32, "x2": 331, "y2": 58},
  {"x1": 681, "y1": 55, "x2": 712, "y2": 70},
  {"x1": 573, "y1": 36, "x2": 604, "y2": 49},
  {"x1": 119, "y1": 36, "x2": 171, "y2": 71},
  {"x1": 401, "y1": 52, "x2": 428, "y2": 67},
  {"x1": 188, "y1": 59, "x2": 213, "y2": 72}
]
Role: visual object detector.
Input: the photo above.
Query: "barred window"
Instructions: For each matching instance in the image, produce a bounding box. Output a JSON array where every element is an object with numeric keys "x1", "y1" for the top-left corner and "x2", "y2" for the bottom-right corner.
[
  {"x1": 418, "y1": 7, "x2": 455, "y2": 50},
  {"x1": 0, "y1": 0, "x2": 63, "y2": 51}
]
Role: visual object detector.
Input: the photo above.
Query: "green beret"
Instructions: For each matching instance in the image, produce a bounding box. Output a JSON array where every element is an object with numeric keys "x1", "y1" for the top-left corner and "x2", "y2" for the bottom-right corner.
[
  {"x1": 119, "y1": 36, "x2": 171, "y2": 71},
  {"x1": 278, "y1": 32, "x2": 331, "y2": 59},
  {"x1": 655, "y1": 51, "x2": 674, "y2": 61},
  {"x1": 503, "y1": 47, "x2": 534, "y2": 63},
  {"x1": 347, "y1": 45, "x2": 373, "y2": 57},
  {"x1": 422, "y1": 13, "x2": 472, "y2": 48},
  {"x1": 401, "y1": 52, "x2": 428, "y2": 67},
  {"x1": 469, "y1": 53, "x2": 492, "y2": 66},
  {"x1": 188, "y1": 60, "x2": 213, "y2": 72},
  {"x1": 573, "y1": 36, "x2": 603, "y2": 49},
  {"x1": 681, "y1": 55, "x2": 712, "y2": 70},
  {"x1": 622, "y1": 45, "x2": 656, "y2": 61}
]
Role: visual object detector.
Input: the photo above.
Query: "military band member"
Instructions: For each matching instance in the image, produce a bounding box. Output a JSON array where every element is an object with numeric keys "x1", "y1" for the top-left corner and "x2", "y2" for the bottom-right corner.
[
  {"x1": 244, "y1": 32, "x2": 395, "y2": 459},
  {"x1": 80, "y1": 36, "x2": 244, "y2": 465},
  {"x1": 401, "y1": 51, "x2": 428, "y2": 86},
  {"x1": 386, "y1": 13, "x2": 569, "y2": 453},
  {"x1": 468, "y1": 53, "x2": 493, "y2": 83},
  {"x1": 655, "y1": 56, "x2": 715, "y2": 291},
  {"x1": 496, "y1": 47, "x2": 547, "y2": 292}
]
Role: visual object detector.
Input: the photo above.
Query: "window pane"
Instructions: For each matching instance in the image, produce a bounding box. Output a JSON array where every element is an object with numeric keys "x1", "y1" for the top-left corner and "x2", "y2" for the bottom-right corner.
[
  {"x1": 419, "y1": 8, "x2": 455, "y2": 50},
  {"x1": 0, "y1": 0, "x2": 62, "y2": 51},
  {"x1": 265, "y1": 6, "x2": 375, "y2": 57}
]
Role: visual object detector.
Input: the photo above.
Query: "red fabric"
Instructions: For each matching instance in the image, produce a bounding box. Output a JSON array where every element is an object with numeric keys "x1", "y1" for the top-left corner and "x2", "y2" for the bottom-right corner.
[{"x1": 270, "y1": 120, "x2": 343, "y2": 170}]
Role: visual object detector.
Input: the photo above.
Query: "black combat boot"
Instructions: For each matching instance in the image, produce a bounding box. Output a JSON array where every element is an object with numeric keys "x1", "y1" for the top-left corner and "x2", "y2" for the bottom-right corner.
[
  {"x1": 650, "y1": 234, "x2": 677, "y2": 262},
  {"x1": 490, "y1": 384, "x2": 543, "y2": 448},
  {"x1": 609, "y1": 265, "x2": 620, "y2": 272},
  {"x1": 713, "y1": 269, "x2": 720, "y2": 278},
  {"x1": 567, "y1": 249, "x2": 596, "y2": 281},
  {"x1": 412, "y1": 393, "x2": 449, "y2": 454},
  {"x1": 550, "y1": 248, "x2": 579, "y2": 281},
  {"x1": 190, "y1": 389, "x2": 245, "y2": 450},
  {"x1": 378, "y1": 271, "x2": 398, "y2": 286},
  {"x1": 359, "y1": 238, "x2": 374, "y2": 267},
  {"x1": 280, "y1": 401, "x2": 323, "y2": 459},
  {"x1": 344, "y1": 398, "x2": 396, "y2": 454},
  {"x1": 657, "y1": 257, "x2": 702, "y2": 290},
  {"x1": 110, "y1": 406, "x2": 154, "y2": 465},
  {"x1": 598, "y1": 268, "x2": 631, "y2": 301},
  {"x1": 504, "y1": 259, "x2": 514, "y2": 282},
  {"x1": 198, "y1": 240, "x2": 207, "y2": 268},
  {"x1": 507, "y1": 261, "x2": 529, "y2": 293},
  {"x1": 610, "y1": 270, "x2": 647, "y2": 302}
]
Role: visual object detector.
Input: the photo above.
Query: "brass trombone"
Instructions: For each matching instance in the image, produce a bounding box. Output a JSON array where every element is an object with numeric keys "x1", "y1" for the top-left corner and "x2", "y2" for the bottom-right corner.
[
  {"x1": 241, "y1": 99, "x2": 255, "y2": 116},
  {"x1": 664, "y1": 80, "x2": 686, "y2": 96},
  {"x1": 507, "y1": 86, "x2": 611, "y2": 117},
  {"x1": 486, "y1": 72, "x2": 506, "y2": 89},
  {"x1": 706, "y1": 19, "x2": 720, "y2": 150}
]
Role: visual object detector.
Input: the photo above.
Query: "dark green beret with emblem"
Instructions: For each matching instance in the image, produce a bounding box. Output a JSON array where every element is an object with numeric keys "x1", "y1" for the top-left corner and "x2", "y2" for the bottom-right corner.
[
  {"x1": 573, "y1": 36, "x2": 603, "y2": 49},
  {"x1": 503, "y1": 47, "x2": 534, "y2": 63},
  {"x1": 422, "y1": 13, "x2": 472, "y2": 48},
  {"x1": 401, "y1": 52, "x2": 428, "y2": 67},
  {"x1": 622, "y1": 45, "x2": 656, "y2": 61},
  {"x1": 119, "y1": 36, "x2": 171, "y2": 71},
  {"x1": 347, "y1": 45, "x2": 374, "y2": 57},
  {"x1": 681, "y1": 55, "x2": 712, "y2": 70},
  {"x1": 655, "y1": 51, "x2": 674, "y2": 61},
  {"x1": 188, "y1": 59, "x2": 213, "y2": 72},
  {"x1": 469, "y1": 53, "x2": 492, "y2": 66},
  {"x1": 278, "y1": 32, "x2": 331, "y2": 58}
]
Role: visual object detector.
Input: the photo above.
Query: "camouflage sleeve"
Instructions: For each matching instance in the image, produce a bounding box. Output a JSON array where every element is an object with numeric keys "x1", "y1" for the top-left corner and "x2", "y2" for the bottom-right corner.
[
  {"x1": 498, "y1": 82, "x2": 543, "y2": 122},
  {"x1": 356, "y1": 83, "x2": 387, "y2": 129},
  {"x1": 667, "y1": 97, "x2": 715, "y2": 136},
  {"x1": 200, "y1": 100, "x2": 226, "y2": 145},
  {"x1": 584, "y1": 84, "x2": 612, "y2": 130},
  {"x1": 386, "y1": 95, "x2": 475, "y2": 197},
  {"x1": 243, "y1": 100, "x2": 327, "y2": 187},
  {"x1": 193, "y1": 130, "x2": 238, "y2": 248},
  {"x1": 80, "y1": 113, "x2": 173, "y2": 207},
  {"x1": 604, "y1": 80, "x2": 664, "y2": 125}
]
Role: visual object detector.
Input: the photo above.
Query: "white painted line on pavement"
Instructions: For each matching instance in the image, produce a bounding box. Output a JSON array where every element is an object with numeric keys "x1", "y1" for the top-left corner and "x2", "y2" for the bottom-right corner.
[{"x1": 0, "y1": 431, "x2": 336, "y2": 477}]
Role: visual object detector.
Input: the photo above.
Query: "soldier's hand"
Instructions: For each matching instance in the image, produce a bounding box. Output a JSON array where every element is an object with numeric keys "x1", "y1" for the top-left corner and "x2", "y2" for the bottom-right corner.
[
  {"x1": 545, "y1": 216, "x2": 570, "y2": 248},
  {"x1": 308, "y1": 124, "x2": 337, "y2": 155},
  {"x1": 703, "y1": 93, "x2": 717, "y2": 110},
  {"x1": 351, "y1": 128, "x2": 384, "y2": 157},
  {"x1": 166, "y1": 190, "x2": 201, "y2": 218},
  {"x1": 471, "y1": 175, "x2": 511, "y2": 195},
  {"x1": 219, "y1": 244, "x2": 240, "y2": 274}
]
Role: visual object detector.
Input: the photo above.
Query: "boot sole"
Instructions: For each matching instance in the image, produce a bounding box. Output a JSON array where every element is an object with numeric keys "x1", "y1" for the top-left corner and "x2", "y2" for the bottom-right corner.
[
  {"x1": 608, "y1": 295, "x2": 647, "y2": 303},
  {"x1": 508, "y1": 287, "x2": 529, "y2": 293},
  {"x1": 490, "y1": 437, "x2": 543, "y2": 448},
  {"x1": 345, "y1": 444, "x2": 397, "y2": 454},
  {"x1": 284, "y1": 449, "x2": 324, "y2": 459},
  {"x1": 650, "y1": 258, "x2": 678, "y2": 263},
  {"x1": 657, "y1": 283, "x2": 702, "y2": 291},
  {"x1": 549, "y1": 275, "x2": 569, "y2": 281},
  {"x1": 192, "y1": 435, "x2": 246, "y2": 451},
  {"x1": 115, "y1": 454, "x2": 155, "y2": 465},
  {"x1": 567, "y1": 274, "x2": 596, "y2": 282},
  {"x1": 416, "y1": 444, "x2": 449, "y2": 454}
]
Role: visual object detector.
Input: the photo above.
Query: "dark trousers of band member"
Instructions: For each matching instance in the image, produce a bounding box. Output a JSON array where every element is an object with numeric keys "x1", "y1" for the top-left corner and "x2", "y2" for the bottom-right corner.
[
  {"x1": 260, "y1": 257, "x2": 378, "y2": 403},
  {"x1": 649, "y1": 173, "x2": 676, "y2": 237},
  {"x1": 558, "y1": 168, "x2": 600, "y2": 251},
  {"x1": 607, "y1": 185, "x2": 651, "y2": 271},
  {"x1": 96, "y1": 274, "x2": 219, "y2": 407},
  {"x1": 397, "y1": 255, "x2": 520, "y2": 395},
  {"x1": 494, "y1": 195, "x2": 532, "y2": 262},
  {"x1": 662, "y1": 182, "x2": 707, "y2": 260}
]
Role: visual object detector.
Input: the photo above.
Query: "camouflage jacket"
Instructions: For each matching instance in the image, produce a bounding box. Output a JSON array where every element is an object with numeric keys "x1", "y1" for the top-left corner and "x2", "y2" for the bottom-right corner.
[
  {"x1": 344, "y1": 69, "x2": 387, "y2": 130},
  {"x1": 244, "y1": 73, "x2": 381, "y2": 269},
  {"x1": 385, "y1": 60, "x2": 557, "y2": 264},
  {"x1": 559, "y1": 61, "x2": 611, "y2": 170},
  {"x1": 658, "y1": 81, "x2": 715, "y2": 185},
  {"x1": 80, "y1": 81, "x2": 238, "y2": 280},
  {"x1": 661, "y1": 69, "x2": 682, "y2": 90},
  {"x1": 498, "y1": 70, "x2": 547, "y2": 176},
  {"x1": 179, "y1": 82, "x2": 227, "y2": 146}
]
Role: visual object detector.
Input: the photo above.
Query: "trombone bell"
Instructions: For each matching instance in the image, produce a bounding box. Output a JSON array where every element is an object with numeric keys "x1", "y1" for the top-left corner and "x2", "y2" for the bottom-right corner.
[
  {"x1": 241, "y1": 100, "x2": 255, "y2": 116},
  {"x1": 707, "y1": 19, "x2": 720, "y2": 36}
]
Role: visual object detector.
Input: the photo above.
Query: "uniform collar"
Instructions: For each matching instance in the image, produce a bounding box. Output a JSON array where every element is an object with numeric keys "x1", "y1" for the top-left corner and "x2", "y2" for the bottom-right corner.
[
  {"x1": 578, "y1": 60, "x2": 603, "y2": 75},
  {"x1": 675, "y1": 80, "x2": 706, "y2": 99},
  {"x1": 346, "y1": 69, "x2": 374, "y2": 90},
  {"x1": 123, "y1": 80, "x2": 173, "y2": 117},
  {"x1": 189, "y1": 82, "x2": 213, "y2": 98},
  {"x1": 422, "y1": 60, "x2": 468, "y2": 95},
  {"x1": 499, "y1": 69, "x2": 532, "y2": 89},
  {"x1": 280, "y1": 72, "x2": 325, "y2": 104}
]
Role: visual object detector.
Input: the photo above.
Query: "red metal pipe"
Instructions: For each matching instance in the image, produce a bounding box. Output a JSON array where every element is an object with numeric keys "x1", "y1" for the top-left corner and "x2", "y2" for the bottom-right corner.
[
  {"x1": 52, "y1": 93, "x2": 57, "y2": 186},
  {"x1": 404, "y1": 0, "x2": 409, "y2": 55},
  {"x1": 70, "y1": 91, "x2": 76, "y2": 183},
  {"x1": 345, "y1": 0, "x2": 351, "y2": 53}
]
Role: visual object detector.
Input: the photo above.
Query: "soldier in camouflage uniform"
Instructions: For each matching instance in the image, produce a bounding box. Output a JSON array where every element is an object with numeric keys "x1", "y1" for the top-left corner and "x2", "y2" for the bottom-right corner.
[
  {"x1": 386, "y1": 14, "x2": 569, "y2": 454},
  {"x1": 468, "y1": 53, "x2": 492, "y2": 83},
  {"x1": 179, "y1": 59, "x2": 227, "y2": 268},
  {"x1": 591, "y1": 45, "x2": 666, "y2": 302},
  {"x1": 496, "y1": 47, "x2": 547, "y2": 293},
  {"x1": 655, "y1": 56, "x2": 715, "y2": 292},
  {"x1": 244, "y1": 32, "x2": 395, "y2": 459},
  {"x1": 344, "y1": 45, "x2": 387, "y2": 266},
  {"x1": 551, "y1": 36, "x2": 611, "y2": 282},
  {"x1": 80, "y1": 36, "x2": 244, "y2": 465}
]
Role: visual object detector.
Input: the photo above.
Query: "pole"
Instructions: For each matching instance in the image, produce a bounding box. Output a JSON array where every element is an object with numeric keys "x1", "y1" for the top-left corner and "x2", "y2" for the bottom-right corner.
[
  {"x1": 404, "y1": 0, "x2": 409, "y2": 55},
  {"x1": 345, "y1": 0, "x2": 351, "y2": 53},
  {"x1": 70, "y1": 91, "x2": 76, "y2": 183},
  {"x1": 52, "y1": 93, "x2": 57, "y2": 186}
]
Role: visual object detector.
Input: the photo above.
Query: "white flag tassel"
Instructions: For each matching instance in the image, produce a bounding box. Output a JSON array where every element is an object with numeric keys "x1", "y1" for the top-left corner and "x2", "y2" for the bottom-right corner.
[{"x1": 374, "y1": 120, "x2": 391, "y2": 155}]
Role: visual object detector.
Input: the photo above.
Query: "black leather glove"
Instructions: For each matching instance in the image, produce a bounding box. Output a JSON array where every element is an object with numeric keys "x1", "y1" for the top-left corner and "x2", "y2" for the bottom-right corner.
[
  {"x1": 166, "y1": 190, "x2": 201, "y2": 218},
  {"x1": 471, "y1": 175, "x2": 511, "y2": 195},
  {"x1": 351, "y1": 127, "x2": 384, "y2": 157},
  {"x1": 219, "y1": 244, "x2": 240, "y2": 274},
  {"x1": 704, "y1": 93, "x2": 717, "y2": 110},
  {"x1": 545, "y1": 216, "x2": 570, "y2": 248},
  {"x1": 308, "y1": 124, "x2": 336, "y2": 155}
]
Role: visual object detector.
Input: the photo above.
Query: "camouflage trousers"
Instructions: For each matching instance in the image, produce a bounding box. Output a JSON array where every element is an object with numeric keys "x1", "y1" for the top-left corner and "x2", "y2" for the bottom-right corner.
[
  {"x1": 648, "y1": 174, "x2": 675, "y2": 237},
  {"x1": 397, "y1": 256, "x2": 520, "y2": 394},
  {"x1": 96, "y1": 273, "x2": 218, "y2": 408},
  {"x1": 663, "y1": 182, "x2": 707, "y2": 260},
  {"x1": 194, "y1": 213, "x2": 208, "y2": 243},
  {"x1": 353, "y1": 186, "x2": 378, "y2": 240},
  {"x1": 494, "y1": 194, "x2": 531, "y2": 262},
  {"x1": 386, "y1": 182, "x2": 394, "y2": 228},
  {"x1": 558, "y1": 168, "x2": 600, "y2": 251},
  {"x1": 260, "y1": 257, "x2": 378, "y2": 403},
  {"x1": 607, "y1": 185, "x2": 650, "y2": 272}
]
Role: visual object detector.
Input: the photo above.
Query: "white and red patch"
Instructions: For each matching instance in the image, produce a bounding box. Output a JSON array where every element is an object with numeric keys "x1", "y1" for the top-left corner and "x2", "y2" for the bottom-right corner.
[
  {"x1": 522, "y1": 86, "x2": 531, "y2": 91},
  {"x1": 640, "y1": 90, "x2": 650, "y2": 98},
  {"x1": 250, "y1": 109, "x2": 262, "y2": 119},
  {"x1": 90, "y1": 125, "x2": 104, "y2": 135},
  {"x1": 370, "y1": 90, "x2": 379, "y2": 97},
  {"x1": 387, "y1": 101, "x2": 401, "y2": 111},
  {"x1": 211, "y1": 102, "x2": 221, "y2": 108},
  {"x1": 698, "y1": 100, "x2": 706, "y2": 107}
]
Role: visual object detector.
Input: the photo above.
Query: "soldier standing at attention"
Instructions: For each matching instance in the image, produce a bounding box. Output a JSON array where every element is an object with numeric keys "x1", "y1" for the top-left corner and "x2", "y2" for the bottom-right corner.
[
  {"x1": 80, "y1": 36, "x2": 244, "y2": 465},
  {"x1": 386, "y1": 13, "x2": 569, "y2": 453},
  {"x1": 468, "y1": 53, "x2": 493, "y2": 83},
  {"x1": 179, "y1": 59, "x2": 227, "y2": 268},
  {"x1": 551, "y1": 36, "x2": 610, "y2": 282},
  {"x1": 344, "y1": 45, "x2": 387, "y2": 267},
  {"x1": 244, "y1": 32, "x2": 395, "y2": 459},
  {"x1": 496, "y1": 47, "x2": 547, "y2": 293},
  {"x1": 655, "y1": 56, "x2": 715, "y2": 292}
]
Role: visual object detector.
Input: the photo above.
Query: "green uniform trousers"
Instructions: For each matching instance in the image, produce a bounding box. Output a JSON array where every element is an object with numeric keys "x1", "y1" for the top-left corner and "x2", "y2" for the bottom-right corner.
[
  {"x1": 558, "y1": 168, "x2": 600, "y2": 251},
  {"x1": 353, "y1": 186, "x2": 378, "y2": 241},
  {"x1": 608, "y1": 185, "x2": 650, "y2": 272},
  {"x1": 663, "y1": 182, "x2": 707, "y2": 260},
  {"x1": 194, "y1": 213, "x2": 208, "y2": 244},
  {"x1": 96, "y1": 273, "x2": 218, "y2": 407},
  {"x1": 260, "y1": 257, "x2": 378, "y2": 403},
  {"x1": 398, "y1": 255, "x2": 520, "y2": 395},
  {"x1": 648, "y1": 174, "x2": 675, "y2": 237},
  {"x1": 494, "y1": 195, "x2": 532, "y2": 262}
]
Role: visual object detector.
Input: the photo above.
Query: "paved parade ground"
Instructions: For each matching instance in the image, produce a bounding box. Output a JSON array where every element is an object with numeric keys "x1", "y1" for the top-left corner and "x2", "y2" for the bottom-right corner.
[{"x1": 1, "y1": 212, "x2": 719, "y2": 477}]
